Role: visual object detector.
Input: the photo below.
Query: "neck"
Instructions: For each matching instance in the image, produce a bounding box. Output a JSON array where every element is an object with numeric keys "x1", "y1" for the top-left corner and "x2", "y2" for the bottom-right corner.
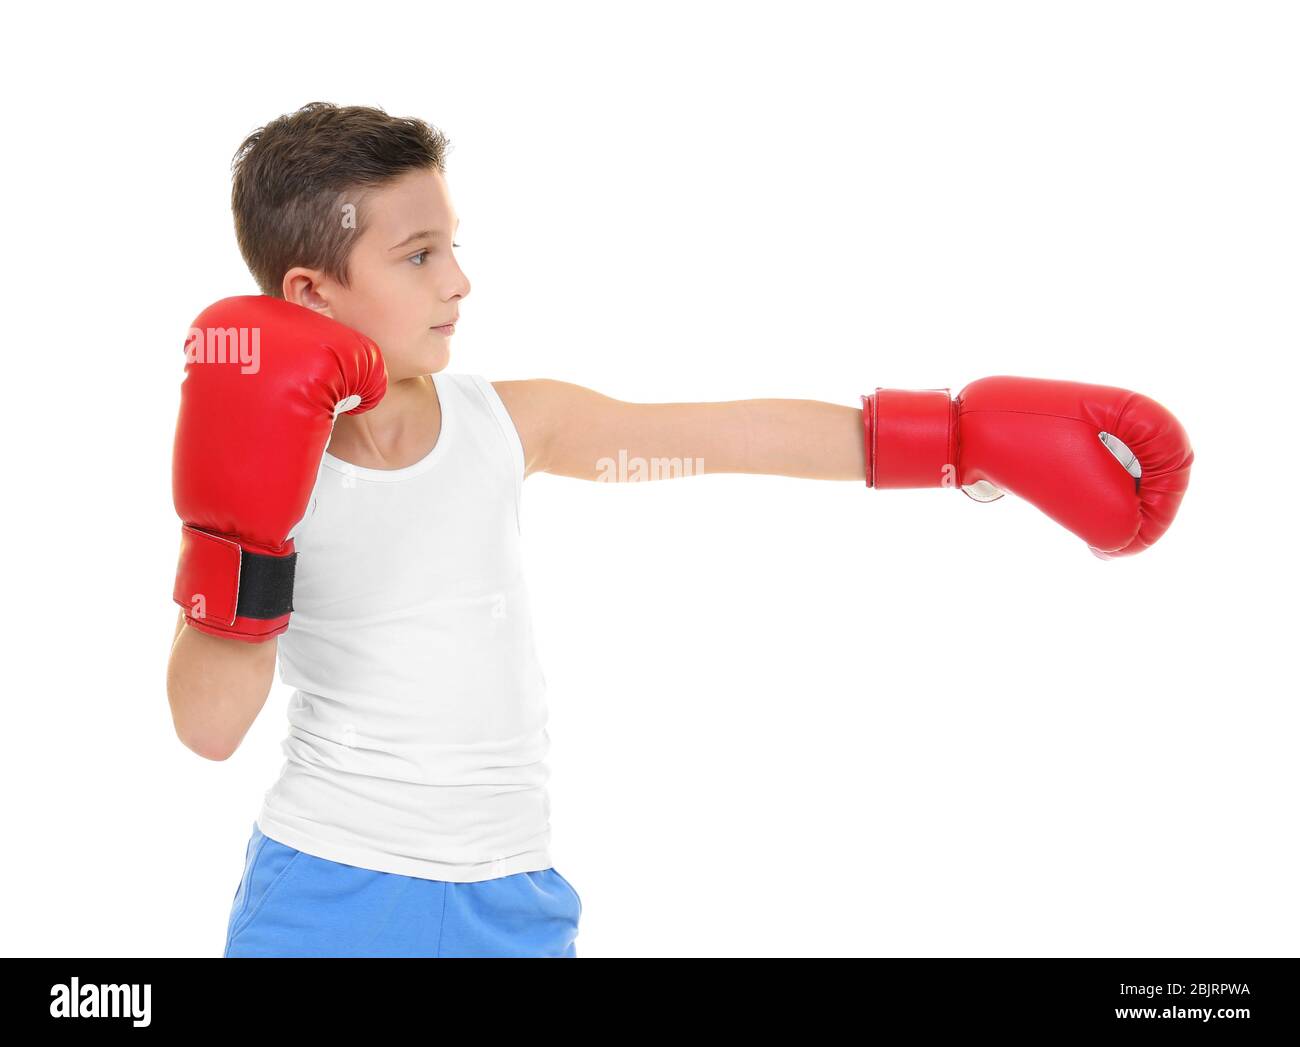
[{"x1": 330, "y1": 373, "x2": 438, "y2": 457}]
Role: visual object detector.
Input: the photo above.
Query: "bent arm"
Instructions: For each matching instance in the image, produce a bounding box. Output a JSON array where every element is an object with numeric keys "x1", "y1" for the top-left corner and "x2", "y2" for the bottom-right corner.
[{"x1": 167, "y1": 610, "x2": 278, "y2": 760}]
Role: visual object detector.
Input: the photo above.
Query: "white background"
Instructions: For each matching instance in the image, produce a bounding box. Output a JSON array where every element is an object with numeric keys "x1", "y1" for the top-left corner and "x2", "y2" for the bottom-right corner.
[{"x1": 2, "y1": 0, "x2": 1295, "y2": 957}]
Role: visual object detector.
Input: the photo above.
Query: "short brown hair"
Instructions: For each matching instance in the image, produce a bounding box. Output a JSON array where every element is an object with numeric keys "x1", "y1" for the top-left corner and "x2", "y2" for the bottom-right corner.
[{"x1": 231, "y1": 102, "x2": 451, "y2": 297}]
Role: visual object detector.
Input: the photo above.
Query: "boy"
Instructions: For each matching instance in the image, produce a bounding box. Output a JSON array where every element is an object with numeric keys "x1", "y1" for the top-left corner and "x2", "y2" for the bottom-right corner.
[{"x1": 167, "y1": 103, "x2": 1192, "y2": 958}]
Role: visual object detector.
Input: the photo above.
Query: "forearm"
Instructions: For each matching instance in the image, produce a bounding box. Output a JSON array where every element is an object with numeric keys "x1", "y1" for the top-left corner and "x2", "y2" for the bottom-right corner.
[
  {"x1": 543, "y1": 380, "x2": 867, "y2": 482},
  {"x1": 167, "y1": 612, "x2": 278, "y2": 760},
  {"x1": 735, "y1": 398, "x2": 866, "y2": 480}
]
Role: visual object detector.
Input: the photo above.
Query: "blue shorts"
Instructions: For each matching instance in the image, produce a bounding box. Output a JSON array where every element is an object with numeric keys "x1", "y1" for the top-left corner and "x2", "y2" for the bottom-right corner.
[{"x1": 223, "y1": 822, "x2": 582, "y2": 957}]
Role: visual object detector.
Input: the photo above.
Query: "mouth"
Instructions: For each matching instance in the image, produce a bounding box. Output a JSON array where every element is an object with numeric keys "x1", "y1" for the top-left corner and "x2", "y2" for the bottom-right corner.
[{"x1": 431, "y1": 322, "x2": 456, "y2": 335}]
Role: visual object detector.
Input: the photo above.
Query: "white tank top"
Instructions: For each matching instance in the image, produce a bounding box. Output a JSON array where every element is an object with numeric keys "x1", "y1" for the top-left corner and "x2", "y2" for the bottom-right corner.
[{"x1": 256, "y1": 372, "x2": 553, "y2": 882}]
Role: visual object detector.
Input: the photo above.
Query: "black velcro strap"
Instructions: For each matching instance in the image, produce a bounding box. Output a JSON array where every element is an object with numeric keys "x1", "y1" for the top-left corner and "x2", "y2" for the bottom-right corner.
[{"x1": 236, "y1": 550, "x2": 298, "y2": 620}]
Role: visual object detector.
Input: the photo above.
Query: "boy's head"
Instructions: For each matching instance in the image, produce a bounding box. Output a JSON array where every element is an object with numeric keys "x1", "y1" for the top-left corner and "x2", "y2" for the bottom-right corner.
[{"x1": 231, "y1": 102, "x2": 469, "y2": 380}]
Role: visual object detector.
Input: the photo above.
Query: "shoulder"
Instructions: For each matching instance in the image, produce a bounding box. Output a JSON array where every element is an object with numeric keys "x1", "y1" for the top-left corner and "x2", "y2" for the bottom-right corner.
[{"x1": 487, "y1": 379, "x2": 568, "y2": 478}]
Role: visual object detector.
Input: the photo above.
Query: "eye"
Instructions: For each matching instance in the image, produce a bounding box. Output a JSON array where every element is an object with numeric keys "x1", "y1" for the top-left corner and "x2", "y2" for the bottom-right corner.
[{"x1": 411, "y1": 243, "x2": 461, "y2": 266}]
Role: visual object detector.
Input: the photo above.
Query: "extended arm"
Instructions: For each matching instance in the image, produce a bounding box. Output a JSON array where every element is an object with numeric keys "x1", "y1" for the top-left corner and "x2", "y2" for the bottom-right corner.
[
  {"x1": 493, "y1": 375, "x2": 1193, "y2": 557},
  {"x1": 495, "y1": 379, "x2": 865, "y2": 482}
]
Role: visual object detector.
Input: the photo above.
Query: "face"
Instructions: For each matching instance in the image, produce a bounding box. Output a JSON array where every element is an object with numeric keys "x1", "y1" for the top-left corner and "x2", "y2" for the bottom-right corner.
[{"x1": 283, "y1": 166, "x2": 470, "y2": 381}]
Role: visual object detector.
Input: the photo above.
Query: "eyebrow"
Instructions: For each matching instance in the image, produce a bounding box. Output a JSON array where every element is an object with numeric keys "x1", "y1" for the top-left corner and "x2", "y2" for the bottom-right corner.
[{"x1": 389, "y1": 216, "x2": 460, "y2": 251}]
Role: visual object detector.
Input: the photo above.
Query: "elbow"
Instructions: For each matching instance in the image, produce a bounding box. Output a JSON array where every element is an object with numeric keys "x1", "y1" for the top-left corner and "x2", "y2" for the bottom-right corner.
[
  {"x1": 176, "y1": 725, "x2": 236, "y2": 762},
  {"x1": 169, "y1": 696, "x2": 239, "y2": 762},
  {"x1": 195, "y1": 739, "x2": 237, "y2": 762}
]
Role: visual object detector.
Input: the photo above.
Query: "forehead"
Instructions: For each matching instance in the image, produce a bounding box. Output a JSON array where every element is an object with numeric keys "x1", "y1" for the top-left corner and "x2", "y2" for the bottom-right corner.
[{"x1": 365, "y1": 168, "x2": 455, "y2": 235}]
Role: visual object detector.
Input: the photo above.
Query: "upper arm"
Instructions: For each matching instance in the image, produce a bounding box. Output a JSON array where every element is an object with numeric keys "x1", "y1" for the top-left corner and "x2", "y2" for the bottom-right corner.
[
  {"x1": 494, "y1": 380, "x2": 752, "y2": 481},
  {"x1": 491, "y1": 379, "x2": 564, "y2": 479},
  {"x1": 492, "y1": 379, "x2": 638, "y2": 480}
]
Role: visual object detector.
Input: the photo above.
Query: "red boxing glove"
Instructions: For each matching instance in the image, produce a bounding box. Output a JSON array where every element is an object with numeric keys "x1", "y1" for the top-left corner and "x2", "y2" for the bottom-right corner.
[
  {"x1": 172, "y1": 295, "x2": 387, "y2": 641},
  {"x1": 860, "y1": 376, "x2": 1193, "y2": 557}
]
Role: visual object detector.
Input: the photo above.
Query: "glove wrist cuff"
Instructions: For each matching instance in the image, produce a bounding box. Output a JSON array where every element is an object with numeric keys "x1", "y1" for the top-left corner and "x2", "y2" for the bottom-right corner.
[
  {"x1": 861, "y1": 387, "x2": 956, "y2": 488},
  {"x1": 172, "y1": 524, "x2": 296, "y2": 641}
]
